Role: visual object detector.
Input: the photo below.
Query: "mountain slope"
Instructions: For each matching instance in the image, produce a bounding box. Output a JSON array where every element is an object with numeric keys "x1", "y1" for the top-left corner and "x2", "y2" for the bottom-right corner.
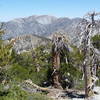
[
  {"x1": 11, "y1": 34, "x2": 51, "y2": 54},
  {"x1": 1, "y1": 15, "x2": 82, "y2": 45}
]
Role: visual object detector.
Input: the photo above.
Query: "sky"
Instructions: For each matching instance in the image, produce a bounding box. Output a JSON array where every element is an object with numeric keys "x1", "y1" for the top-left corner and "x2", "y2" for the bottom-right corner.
[{"x1": 0, "y1": 0, "x2": 100, "y2": 21}]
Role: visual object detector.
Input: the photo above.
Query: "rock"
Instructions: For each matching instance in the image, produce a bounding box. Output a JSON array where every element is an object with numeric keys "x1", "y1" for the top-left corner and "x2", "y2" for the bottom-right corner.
[{"x1": 12, "y1": 34, "x2": 51, "y2": 53}]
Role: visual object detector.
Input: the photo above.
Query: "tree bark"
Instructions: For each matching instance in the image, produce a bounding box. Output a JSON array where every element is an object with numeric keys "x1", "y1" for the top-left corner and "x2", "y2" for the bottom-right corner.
[{"x1": 52, "y1": 52, "x2": 62, "y2": 89}]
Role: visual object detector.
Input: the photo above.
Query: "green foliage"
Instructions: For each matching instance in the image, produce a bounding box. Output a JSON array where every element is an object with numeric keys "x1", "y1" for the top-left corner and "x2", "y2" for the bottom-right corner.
[
  {"x1": 0, "y1": 30, "x2": 12, "y2": 67},
  {"x1": 11, "y1": 51, "x2": 33, "y2": 67},
  {"x1": 7, "y1": 63, "x2": 30, "y2": 81},
  {"x1": 6, "y1": 44, "x2": 52, "y2": 85},
  {"x1": 0, "y1": 45, "x2": 12, "y2": 66},
  {"x1": 59, "y1": 45, "x2": 83, "y2": 89},
  {"x1": 96, "y1": 69, "x2": 100, "y2": 86},
  {"x1": 60, "y1": 45, "x2": 83, "y2": 78},
  {"x1": 60, "y1": 63, "x2": 82, "y2": 79},
  {"x1": 0, "y1": 84, "x2": 51, "y2": 100},
  {"x1": 60, "y1": 63, "x2": 83, "y2": 88},
  {"x1": 91, "y1": 35, "x2": 100, "y2": 86},
  {"x1": 0, "y1": 31, "x2": 99, "y2": 99},
  {"x1": 6, "y1": 63, "x2": 50, "y2": 85},
  {"x1": 74, "y1": 80, "x2": 84, "y2": 90},
  {"x1": 0, "y1": 44, "x2": 52, "y2": 99},
  {"x1": 0, "y1": 67, "x2": 8, "y2": 82},
  {"x1": 91, "y1": 34, "x2": 100, "y2": 50}
]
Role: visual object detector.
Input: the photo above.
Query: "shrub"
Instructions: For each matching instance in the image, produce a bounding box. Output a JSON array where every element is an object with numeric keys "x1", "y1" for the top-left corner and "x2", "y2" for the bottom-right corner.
[{"x1": 91, "y1": 34, "x2": 100, "y2": 50}]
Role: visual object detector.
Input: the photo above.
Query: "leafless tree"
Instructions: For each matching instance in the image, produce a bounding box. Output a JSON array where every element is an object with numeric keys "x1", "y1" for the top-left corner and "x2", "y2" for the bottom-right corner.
[{"x1": 80, "y1": 11, "x2": 100, "y2": 97}]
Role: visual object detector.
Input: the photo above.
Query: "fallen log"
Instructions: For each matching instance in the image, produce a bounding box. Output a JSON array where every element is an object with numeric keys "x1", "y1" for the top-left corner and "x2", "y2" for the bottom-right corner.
[
  {"x1": 23, "y1": 79, "x2": 51, "y2": 92},
  {"x1": 20, "y1": 79, "x2": 86, "y2": 99},
  {"x1": 20, "y1": 79, "x2": 65, "y2": 93}
]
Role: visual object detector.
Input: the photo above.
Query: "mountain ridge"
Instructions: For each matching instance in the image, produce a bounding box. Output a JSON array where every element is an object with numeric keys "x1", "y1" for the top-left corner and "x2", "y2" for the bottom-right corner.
[{"x1": 1, "y1": 15, "x2": 82, "y2": 42}]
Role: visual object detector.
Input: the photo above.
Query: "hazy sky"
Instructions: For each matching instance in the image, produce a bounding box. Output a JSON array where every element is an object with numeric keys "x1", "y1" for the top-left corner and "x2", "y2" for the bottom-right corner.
[{"x1": 0, "y1": 0, "x2": 100, "y2": 21}]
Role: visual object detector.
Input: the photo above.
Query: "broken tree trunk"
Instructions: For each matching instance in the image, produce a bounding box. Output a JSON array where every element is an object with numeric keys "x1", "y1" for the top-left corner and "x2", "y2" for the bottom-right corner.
[
  {"x1": 81, "y1": 25, "x2": 95, "y2": 97},
  {"x1": 52, "y1": 51, "x2": 62, "y2": 89},
  {"x1": 80, "y1": 11, "x2": 100, "y2": 97},
  {"x1": 51, "y1": 33, "x2": 69, "y2": 89}
]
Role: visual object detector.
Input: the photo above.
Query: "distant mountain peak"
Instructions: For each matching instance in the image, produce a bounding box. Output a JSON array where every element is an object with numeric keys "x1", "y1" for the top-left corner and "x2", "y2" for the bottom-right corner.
[
  {"x1": 2, "y1": 15, "x2": 82, "y2": 45},
  {"x1": 11, "y1": 15, "x2": 57, "y2": 25}
]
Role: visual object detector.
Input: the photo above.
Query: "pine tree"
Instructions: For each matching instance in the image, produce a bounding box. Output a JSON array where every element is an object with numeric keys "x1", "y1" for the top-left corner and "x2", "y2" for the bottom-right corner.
[{"x1": 0, "y1": 23, "x2": 12, "y2": 67}]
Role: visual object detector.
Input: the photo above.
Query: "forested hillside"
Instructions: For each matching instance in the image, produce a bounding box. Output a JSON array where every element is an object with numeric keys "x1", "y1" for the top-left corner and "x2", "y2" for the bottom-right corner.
[{"x1": 0, "y1": 12, "x2": 100, "y2": 100}]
